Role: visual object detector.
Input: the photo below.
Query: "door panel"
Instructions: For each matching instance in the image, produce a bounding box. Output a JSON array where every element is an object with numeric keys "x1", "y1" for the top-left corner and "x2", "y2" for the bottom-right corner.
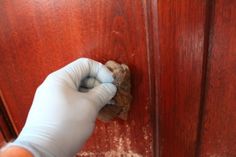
[
  {"x1": 199, "y1": 0, "x2": 236, "y2": 156},
  {"x1": 153, "y1": 0, "x2": 209, "y2": 156},
  {"x1": 1, "y1": 0, "x2": 236, "y2": 156},
  {"x1": 150, "y1": 0, "x2": 236, "y2": 156},
  {"x1": 0, "y1": 0, "x2": 154, "y2": 156}
]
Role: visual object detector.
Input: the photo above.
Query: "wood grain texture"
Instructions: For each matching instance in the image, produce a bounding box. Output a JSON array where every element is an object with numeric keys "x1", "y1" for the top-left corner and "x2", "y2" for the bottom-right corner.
[
  {"x1": 0, "y1": 0, "x2": 154, "y2": 156},
  {"x1": 0, "y1": 93, "x2": 16, "y2": 142},
  {"x1": 155, "y1": 0, "x2": 209, "y2": 156},
  {"x1": 199, "y1": 0, "x2": 236, "y2": 156}
]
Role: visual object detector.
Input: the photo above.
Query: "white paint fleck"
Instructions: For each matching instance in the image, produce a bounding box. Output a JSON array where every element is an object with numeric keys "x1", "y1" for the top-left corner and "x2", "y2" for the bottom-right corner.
[
  {"x1": 79, "y1": 150, "x2": 142, "y2": 157},
  {"x1": 78, "y1": 114, "x2": 153, "y2": 156}
]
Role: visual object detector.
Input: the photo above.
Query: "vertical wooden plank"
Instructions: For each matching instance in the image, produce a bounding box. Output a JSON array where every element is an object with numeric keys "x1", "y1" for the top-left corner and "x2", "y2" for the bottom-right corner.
[
  {"x1": 199, "y1": 0, "x2": 236, "y2": 156},
  {"x1": 155, "y1": 0, "x2": 208, "y2": 156},
  {"x1": 145, "y1": 0, "x2": 159, "y2": 156},
  {"x1": 0, "y1": 0, "x2": 154, "y2": 156}
]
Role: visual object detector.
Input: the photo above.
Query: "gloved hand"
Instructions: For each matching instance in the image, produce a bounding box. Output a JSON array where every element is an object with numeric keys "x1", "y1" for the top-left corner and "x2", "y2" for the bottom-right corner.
[{"x1": 8, "y1": 58, "x2": 117, "y2": 157}]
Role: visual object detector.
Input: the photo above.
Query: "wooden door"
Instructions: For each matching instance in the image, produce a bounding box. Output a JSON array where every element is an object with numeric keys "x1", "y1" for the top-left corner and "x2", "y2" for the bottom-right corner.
[
  {"x1": 198, "y1": 0, "x2": 236, "y2": 156},
  {"x1": 0, "y1": 0, "x2": 154, "y2": 156},
  {"x1": 0, "y1": 91, "x2": 16, "y2": 146},
  {"x1": 0, "y1": 0, "x2": 236, "y2": 157},
  {"x1": 150, "y1": 0, "x2": 236, "y2": 156}
]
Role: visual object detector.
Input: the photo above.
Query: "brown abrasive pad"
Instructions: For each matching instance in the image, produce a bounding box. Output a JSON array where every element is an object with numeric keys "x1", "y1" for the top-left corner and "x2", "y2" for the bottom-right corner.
[{"x1": 97, "y1": 60, "x2": 132, "y2": 122}]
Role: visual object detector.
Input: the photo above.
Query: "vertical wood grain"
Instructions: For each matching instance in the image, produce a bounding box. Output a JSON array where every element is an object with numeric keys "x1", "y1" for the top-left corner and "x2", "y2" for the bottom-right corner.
[
  {"x1": 199, "y1": 0, "x2": 236, "y2": 156},
  {"x1": 0, "y1": 92, "x2": 17, "y2": 145},
  {"x1": 154, "y1": 0, "x2": 209, "y2": 156},
  {"x1": 0, "y1": 0, "x2": 154, "y2": 156},
  {"x1": 145, "y1": 0, "x2": 159, "y2": 156}
]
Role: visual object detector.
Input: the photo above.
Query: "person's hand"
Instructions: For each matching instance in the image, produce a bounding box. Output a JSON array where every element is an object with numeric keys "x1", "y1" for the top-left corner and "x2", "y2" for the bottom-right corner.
[{"x1": 8, "y1": 58, "x2": 117, "y2": 157}]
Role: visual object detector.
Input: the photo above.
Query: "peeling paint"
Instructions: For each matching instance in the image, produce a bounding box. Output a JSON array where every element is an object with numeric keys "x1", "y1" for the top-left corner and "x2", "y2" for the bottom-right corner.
[{"x1": 78, "y1": 150, "x2": 143, "y2": 157}]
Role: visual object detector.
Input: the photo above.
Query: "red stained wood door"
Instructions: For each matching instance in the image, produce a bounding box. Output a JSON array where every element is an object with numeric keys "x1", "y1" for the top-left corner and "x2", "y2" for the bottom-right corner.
[
  {"x1": 0, "y1": 0, "x2": 154, "y2": 156},
  {"x1": 150, "y1": 0, "x2": 236, "y2": 156},
  {"x1": 0, "y1": 91, "x2": 16, "y2": 146},
  {"x1": 154, "y1": 0, "x2": 209, "y2": 156},
  {"x1": 198, "y1": 0, "x2": 236, "y2": 156},
  {"x1": 149, "y1": 0, "x2": 236, "y2": 156},
  {"x1": 0, "y1": 0, "x2": 236, "y2": 156}
]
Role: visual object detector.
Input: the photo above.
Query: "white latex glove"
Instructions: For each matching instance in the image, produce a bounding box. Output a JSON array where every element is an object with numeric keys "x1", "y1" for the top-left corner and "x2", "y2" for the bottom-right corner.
[{"x1": 8, "y1": 58, "x2": 117, "y2": 157}]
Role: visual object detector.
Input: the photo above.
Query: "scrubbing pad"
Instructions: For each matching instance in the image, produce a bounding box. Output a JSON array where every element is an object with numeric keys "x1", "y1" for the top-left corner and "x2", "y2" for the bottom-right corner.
[{"x1": 98, "y1": 61, "x2": 132, "y2": 122}]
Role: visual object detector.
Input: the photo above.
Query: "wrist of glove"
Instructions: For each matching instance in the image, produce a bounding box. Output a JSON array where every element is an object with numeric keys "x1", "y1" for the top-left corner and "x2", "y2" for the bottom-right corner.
[{"x1": 8, "y1": 58, "x2": 117, "y2": 157}]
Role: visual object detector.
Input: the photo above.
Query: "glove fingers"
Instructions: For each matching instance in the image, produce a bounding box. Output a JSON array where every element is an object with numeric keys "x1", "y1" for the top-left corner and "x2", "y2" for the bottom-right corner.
[
  {"x1": 80, "y1": 77, "x2": 100, "y2": 89},
  {"x1": 79, "y1": 87, "x2": 89, "y2": 92},
  {"x1": 88, "y1": 83, "x2": 117, "y2": 110},
  {"x1": 79, "y1": 78, "x2": 115, "y2": 105},
  {"x1": 86, "y1": 59, "x2": 113, "y2": 83},
  {"x1": 61, "y1": 58, "x2": 114, "y2": 88}
]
